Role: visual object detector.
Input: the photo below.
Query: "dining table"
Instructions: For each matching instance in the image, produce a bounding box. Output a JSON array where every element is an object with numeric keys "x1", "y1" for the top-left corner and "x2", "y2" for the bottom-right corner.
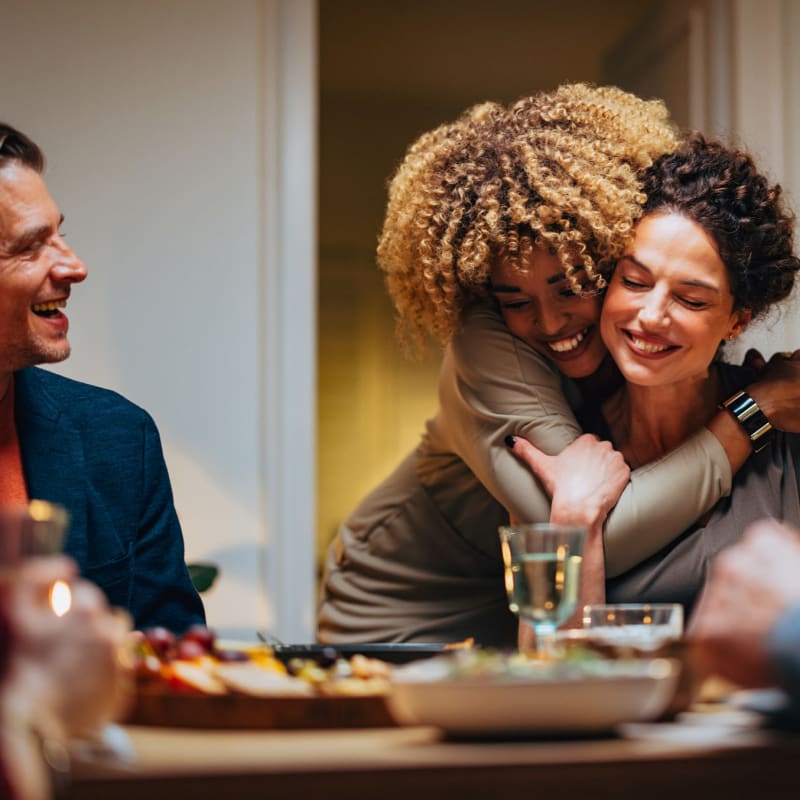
[{"x1": 68, "y1": 700, "x2": 799, "y2": 800}]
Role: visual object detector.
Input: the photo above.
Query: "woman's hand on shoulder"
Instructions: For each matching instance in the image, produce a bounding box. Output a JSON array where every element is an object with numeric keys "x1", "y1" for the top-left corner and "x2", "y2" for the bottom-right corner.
[
  {"x1": 506, "y1": 433, "x2": 630, "y2": 530},
  {"x1": 745, "y1": 348, "x2": 800, "y2": 432}
]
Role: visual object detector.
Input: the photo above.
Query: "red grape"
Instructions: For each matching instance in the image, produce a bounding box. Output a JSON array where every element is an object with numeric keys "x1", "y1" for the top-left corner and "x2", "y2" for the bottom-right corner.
[
  {"x1": 181, "y1": 624, "x2": 216, "y2": 653},
  {"x1": 175, "y1": 638, "x2": 208, "y2": 661},
  {"x1": 143, "y1": 626, "x2": 176, "y2": 659}
]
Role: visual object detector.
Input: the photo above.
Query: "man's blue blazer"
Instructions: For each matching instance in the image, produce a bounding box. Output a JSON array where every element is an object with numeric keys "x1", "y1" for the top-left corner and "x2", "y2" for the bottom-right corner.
[{"x1": 14, "y1": 367, "x2": 205, "y2": 633}]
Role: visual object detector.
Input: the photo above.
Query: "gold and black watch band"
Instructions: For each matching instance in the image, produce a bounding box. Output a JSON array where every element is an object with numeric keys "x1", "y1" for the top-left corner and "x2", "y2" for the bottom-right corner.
[{"x1": 721, "y1": 390, "x2": 775, "y2": 453}]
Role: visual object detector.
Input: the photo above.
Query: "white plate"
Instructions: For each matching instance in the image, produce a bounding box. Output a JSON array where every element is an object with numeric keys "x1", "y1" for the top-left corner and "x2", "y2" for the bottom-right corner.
[{"x1": 387, "y1": 656, "x2": 680, "y2": 736}]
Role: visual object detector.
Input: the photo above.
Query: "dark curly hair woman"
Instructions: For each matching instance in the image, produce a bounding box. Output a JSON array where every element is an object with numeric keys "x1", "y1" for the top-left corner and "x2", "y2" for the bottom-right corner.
[{"x1": 569, "y1": 133, "x2": 800, "y2": 625}]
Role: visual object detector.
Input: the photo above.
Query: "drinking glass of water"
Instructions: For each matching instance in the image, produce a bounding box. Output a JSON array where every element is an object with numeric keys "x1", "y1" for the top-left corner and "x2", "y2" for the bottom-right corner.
[
  {"x1": 499, "y1": 523, "x2": 587, "y2": 653},
  {"x1": 581, "y1": 603, "x2": 683, "y2": 651},
  {"x1": 0, "y1": 500, "x2": 68, "y2": 562}
]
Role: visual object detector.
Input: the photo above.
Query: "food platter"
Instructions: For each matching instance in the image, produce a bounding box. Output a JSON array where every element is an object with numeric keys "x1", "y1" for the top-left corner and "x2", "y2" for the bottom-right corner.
[
  {"x1": 124, "y1": 630, "x2": 443, "y2": 730},
  {"x1": 386, "y1": 652, "x2": 681, "y2": 737}
]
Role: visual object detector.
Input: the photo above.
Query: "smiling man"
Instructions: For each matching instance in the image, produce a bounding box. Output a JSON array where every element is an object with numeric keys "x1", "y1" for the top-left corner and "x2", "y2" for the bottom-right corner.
[{"x1": 0, "y1": 122, "x2": 204, "y2": 633}]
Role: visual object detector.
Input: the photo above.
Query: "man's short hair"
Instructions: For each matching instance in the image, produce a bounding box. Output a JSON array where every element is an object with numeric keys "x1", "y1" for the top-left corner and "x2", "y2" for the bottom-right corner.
[{"x1": 0, "y1": 122, "x2": 45, "y2": 173}]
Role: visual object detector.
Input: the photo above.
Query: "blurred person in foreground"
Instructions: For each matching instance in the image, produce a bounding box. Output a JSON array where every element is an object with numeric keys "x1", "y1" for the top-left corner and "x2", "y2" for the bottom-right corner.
[
  {"x1": 0, "y1": 122, "x2": 203, "y2": 632},
  {"x1": 0, "y1": 556, "x2": 131, "y2": 800},
  {"x1": 690, "y1": 517, "x2": 800, "y2": 702}
]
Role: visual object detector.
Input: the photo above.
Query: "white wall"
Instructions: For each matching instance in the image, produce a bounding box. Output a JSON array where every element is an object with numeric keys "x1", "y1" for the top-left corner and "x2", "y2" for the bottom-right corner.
[
  {"x1": 0, "y1": 0, "x2": 317, "y2": 641},
  {"x1": 725, "y1": 0, "x2": 800, "y2": 359}
]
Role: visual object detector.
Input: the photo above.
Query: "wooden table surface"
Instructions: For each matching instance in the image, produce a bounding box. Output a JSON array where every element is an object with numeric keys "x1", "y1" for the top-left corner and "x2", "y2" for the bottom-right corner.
[{"x1": 68, "y1": 709, "x2": 799, "y2": 800}]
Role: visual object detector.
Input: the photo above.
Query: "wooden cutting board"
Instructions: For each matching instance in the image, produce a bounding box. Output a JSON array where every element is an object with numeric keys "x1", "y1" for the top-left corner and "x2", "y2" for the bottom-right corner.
[{"x1": 125, "y1": 687, "x2": 397, "y2": 730}]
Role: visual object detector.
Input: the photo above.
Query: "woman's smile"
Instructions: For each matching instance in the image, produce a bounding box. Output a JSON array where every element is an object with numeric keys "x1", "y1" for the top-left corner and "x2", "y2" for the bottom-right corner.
[
  {"x1": 601, "y1": 213, "x2": 747, "y2": 388},
  {"x1": 491, "y1": 247, "x2": 606, "y2": 379},
  {"x1": 621, "y1": 328, "x2": 679, "y2": 357}
]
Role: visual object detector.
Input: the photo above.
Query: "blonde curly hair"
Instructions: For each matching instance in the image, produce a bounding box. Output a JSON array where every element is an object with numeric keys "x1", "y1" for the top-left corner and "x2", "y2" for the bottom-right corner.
[{"x1": 377, "y1": 83, "x2": 680, "y2": 351}]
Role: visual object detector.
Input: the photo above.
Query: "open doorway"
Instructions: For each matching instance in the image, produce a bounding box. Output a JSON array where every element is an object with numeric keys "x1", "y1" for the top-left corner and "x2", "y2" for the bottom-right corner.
[{"x1": 316, "y1": 0, "x2": 678, "y2": 572}]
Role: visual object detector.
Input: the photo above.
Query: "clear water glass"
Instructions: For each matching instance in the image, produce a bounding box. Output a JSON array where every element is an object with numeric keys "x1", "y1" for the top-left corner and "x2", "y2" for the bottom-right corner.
[
  {"x1": 499, "y1": 523, "x2": 587, "y2": 652},
  {"x1": 0, "y1": 500, "x2": 70, "y2": 614},
  {"x1": 0, "y1": 499, "x2": 68, "y2": 563},
  {"x1": 582, "y1": 603, "x2": 684, "y2": 651}
]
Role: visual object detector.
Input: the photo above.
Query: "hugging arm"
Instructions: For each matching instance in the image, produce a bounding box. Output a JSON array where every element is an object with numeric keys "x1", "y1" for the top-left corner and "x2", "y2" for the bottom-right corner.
[
  {"x1": 442, "y1": 306, "x2": 734, "y2": 577},
  {"x1": 592, "y1": 349, "x2": 800, "y2": 573},
  {"x1": 510, "y1": 435, "x2": 630, "y2": 649}
]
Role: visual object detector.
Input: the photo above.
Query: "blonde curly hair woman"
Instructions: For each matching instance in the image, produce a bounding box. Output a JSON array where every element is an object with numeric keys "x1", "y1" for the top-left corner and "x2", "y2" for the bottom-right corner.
[
  {"x1": 317, "y1": 84, "x2": 799, "y2": 647},
  {"x1": 380, "y1": 83, "x2": 677, "y2": 350}
]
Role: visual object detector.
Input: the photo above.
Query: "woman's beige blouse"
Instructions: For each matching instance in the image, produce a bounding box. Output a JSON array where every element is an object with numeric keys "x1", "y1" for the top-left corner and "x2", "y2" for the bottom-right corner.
[{"x1": 317, "y1": 304, "x2": 732, "y2": 645}]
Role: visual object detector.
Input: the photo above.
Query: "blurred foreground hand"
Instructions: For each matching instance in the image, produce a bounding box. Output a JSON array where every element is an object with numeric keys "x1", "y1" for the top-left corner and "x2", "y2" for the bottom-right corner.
[
  {"x1": 689, "y1": 518, "x2": 800, "y2": 688},
  {"x1": 1, "y1": 555, "x2": 133, "y2": 799}
]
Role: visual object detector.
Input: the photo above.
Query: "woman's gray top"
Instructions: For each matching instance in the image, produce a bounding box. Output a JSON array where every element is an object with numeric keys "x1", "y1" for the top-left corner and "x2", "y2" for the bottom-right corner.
[{"x1": 605, "y1": 363, "x2": 800, "y2": 618}]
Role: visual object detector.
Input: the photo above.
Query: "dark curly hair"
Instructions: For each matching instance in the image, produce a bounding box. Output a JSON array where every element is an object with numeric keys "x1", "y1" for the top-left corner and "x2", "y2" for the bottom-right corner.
[{"x1": 641, "y1": 133, "x2": 799, "y2": 320}]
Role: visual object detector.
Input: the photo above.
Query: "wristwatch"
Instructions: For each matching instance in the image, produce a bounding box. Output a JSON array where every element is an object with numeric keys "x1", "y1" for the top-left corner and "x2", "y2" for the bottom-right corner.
[{"x1": 720, "y1": 390, "x2": 775, "y2": 453}]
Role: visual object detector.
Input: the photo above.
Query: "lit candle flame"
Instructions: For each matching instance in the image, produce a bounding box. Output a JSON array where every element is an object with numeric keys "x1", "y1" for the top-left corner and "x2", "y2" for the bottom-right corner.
[{"x1": 50, "y1": 580, "x2": 71, "y2": 617}]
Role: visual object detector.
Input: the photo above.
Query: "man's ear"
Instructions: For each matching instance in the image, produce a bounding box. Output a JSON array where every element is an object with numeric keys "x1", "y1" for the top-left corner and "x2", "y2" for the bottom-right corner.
[{"x1": 726, "y1": 308, "x2": 752, "y2": 341}]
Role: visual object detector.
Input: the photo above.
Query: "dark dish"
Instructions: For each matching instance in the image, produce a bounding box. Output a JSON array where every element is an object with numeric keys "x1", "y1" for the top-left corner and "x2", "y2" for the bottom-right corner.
[{"x1": 269, "y1": 642, "x2": 460, "y2": 665}]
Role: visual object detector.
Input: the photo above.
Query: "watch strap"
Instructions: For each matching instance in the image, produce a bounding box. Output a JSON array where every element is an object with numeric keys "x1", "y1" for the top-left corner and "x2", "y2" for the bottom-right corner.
[{"x1": 721, "y1": 390, "x2": 774, "y2": 453}]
